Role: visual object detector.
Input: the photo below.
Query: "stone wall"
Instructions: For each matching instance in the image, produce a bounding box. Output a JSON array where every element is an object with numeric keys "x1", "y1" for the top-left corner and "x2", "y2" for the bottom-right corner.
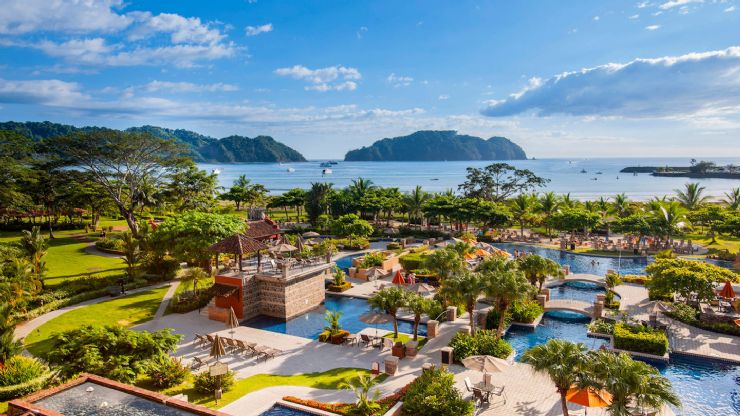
[{"x1": 240, "y1": 266, "x2": 330, "y2": 321}]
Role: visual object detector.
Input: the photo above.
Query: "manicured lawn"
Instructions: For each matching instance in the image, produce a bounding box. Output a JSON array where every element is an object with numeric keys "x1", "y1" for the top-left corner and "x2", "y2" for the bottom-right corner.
[
  {"x1": 24, "y1": 285, "x2": 170, "y2": 357},
  {"x1": 159, "y1": 368, "x2": 385, "y2": 409},
  {"x1": 164, "y1": 275, "x2": 215, "y2": 315},
  {"x1": 383, "y1": 332, "x2": 428, "y2": 349},
  {"x1": 686, "y1": 233, "x2": 740, "y2": 254},
  {"x1": 43, "y1": 237, "x2": 126, "y2": 287}
]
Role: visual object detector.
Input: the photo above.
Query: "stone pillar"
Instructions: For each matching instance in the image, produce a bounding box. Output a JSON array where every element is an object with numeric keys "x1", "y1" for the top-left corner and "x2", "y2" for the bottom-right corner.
[
  {"x1": 593, "y1": 300, "x2": 604, "y2": 319},
  {"x1": 384, "y1": 356, "x2": 399, "y2": 375},
  {"x1": 458, "y1": 327, "x2": 471, "y2": 336},
  {"x1": 563, "y1": 265, "x2": 570, "y2": 275},
  {"x1": 539, "y1": 288, "x2": 551, "y2": 301},
  {"x1": 405, "y1": 340, "x2": 419, "y2": 357},
  {"x1": 427, "y1": 320, "x2": 439, "y2": 338},
  {"x1": 441, "y1": 346, "x2": 454, "y2": 365},
  {"x1": 596, "y1": 294, "x2": 606, "y2": 304},
  {"x1": 537, "y1": 294, "x2": 547, "y2": 308},
  {"x1": 446, "y1": 306, "x2": 457, "y2": 321},
  {"x1": 282, "y1": 264, "x2": 289, "y2": 279}
]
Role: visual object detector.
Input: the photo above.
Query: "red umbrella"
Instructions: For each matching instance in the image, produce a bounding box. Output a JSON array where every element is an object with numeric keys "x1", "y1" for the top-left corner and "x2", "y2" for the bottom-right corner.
[
  {"x1": 719, "y1": 281, "x2": 736, "y2": 299},
  {"x1": 392, "y1": 270, "x2": 406, "y2": 285}
]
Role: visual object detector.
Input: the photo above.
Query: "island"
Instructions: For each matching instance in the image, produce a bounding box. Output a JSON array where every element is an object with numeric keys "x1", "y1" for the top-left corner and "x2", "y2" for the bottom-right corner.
[
  {"x1": 343, "y1": 130, "x2": 527, "y2": 161},
  {"x1": 620, "y1": 160, "x2": 740, "y2": 179},
  {"x1": 0, "y1": 121, "x2": 306, "y2": 163}
]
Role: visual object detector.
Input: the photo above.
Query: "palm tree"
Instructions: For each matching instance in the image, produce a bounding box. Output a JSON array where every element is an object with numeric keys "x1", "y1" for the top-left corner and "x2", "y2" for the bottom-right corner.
[
  {"x1": 538, "y1": 192, "x2": 559, "y2": 239},
  {"x1": 613, "y1": 193, "x2": 629, "y2": 218},
  {"x1": 674, "y1": 182, "x2": 710, "y2": 210},
  {"x1": 587, "y1": 350, "x2": 680, "y2": 416},
  {"x1": 560, "y1": 193, "x2": 578, "y2": 209},
  {"x1": 20, "y1": 226, "x2": 47, "y2": 283},
  {"x1": 723, "y1": 187, "x2": 740, "y2": 210},
  {"x1": 121, "y1": 232, "x2": 139, "y2": 281},
  {"x1": 184, "y1": 267, "x2": 209, "y2": 297},
  {"x1": 406, "y1": 294, "x2": 431, "y2": 341},
  {"x1": 368, "y1": 286, "x2": 407, "y2": 338},
  {"x1": 424, "y1": 247, "x2": 465, "y2": 281},
  {"x1": 480, "y1": 266, "x2": 533, "y2": 338},
  {"x1": 0, "y1": 303, "x2": 22, "y2": 365},
  {"x1": 404, "y1": 185, "x2": 429, "y2": 227},
  {"x1": 511, "y1": 193, "x2": 539, "y2": 237},
  {"x1": 596, "y1": 197, "x2": 612, "y2": 240},
  {"x1": 517, "y1": 254, "x2": 563, "y2": 290},
  {"x1": 520, "y1": 340, "x2": 589, "y2": 416},
  {"x1": 305, "y1": 182, "x2": 334, "y2": 224},
  {"x1": 349, "y1": 177, "x2": 375, "y2": 218},
  {"x1": 340, "y1": 375, "x2": 381, "y2": 416},
  {"x1": 653, "y1": 201, "x2": 686, "y2": 243},
  {"x1": 439, "y1": 270, "x2": 482, "y2": 333}
]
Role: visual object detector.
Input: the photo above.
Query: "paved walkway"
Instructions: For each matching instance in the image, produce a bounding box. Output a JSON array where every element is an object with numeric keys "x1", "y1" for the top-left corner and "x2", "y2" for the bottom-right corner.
[{"x1": 153, "y1": 280, "x2": 180, "y2": 319}]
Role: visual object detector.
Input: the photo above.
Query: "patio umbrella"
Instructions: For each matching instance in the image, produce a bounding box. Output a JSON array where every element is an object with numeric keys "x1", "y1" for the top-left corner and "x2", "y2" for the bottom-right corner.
[
  {"x1": 296, "y1": 236, "x2": 305, "y2": 253},
  {"x1": 359, "y1": 311, "x2": 392, "y2": 337},
  {"x1": 269, "y1": 243, "x2": 298, "y2": 254},
  {"x1": 392, "y1": 270, "x2": 406, "y2": 285},
  {"x1": 566, "y1": 386, "x2": 612, "y2": 415},
  {"x1": 719, "y1": 281, "x2": 736, "y2": 299},
  {"x1": 383, "y1": 228, "x2": 399, "y2": 235},
  {"x1": 366, "y1": 267, "x2": 386, "y2": 280},
  {"x1": 226, "y1": 307, "x2": 239, "y2": 340},
  {"x1": 461, "y1": 355, "x2": 510, "y2": 374},
  {"x1": 475, "y1": 248, "x2": 491, "y2": 257},
  {"x1": 210, "y1": 334, "x2": 225, "y2": 362},
  {"x1": 491, "y1": 248, "x2": 512, "y2": 258},
  {"x1": 475, "y1": 241, "x2": 493, "y2": 250},
  {"x1": 464, "y1": 252, "x2": 477, "y2": 260},
  {"x1": 407, "y1": 283, "x2": 435, "y2": 297},
  {"x1": 302, "y1": 231, "x2": 320, "y2": 237}
]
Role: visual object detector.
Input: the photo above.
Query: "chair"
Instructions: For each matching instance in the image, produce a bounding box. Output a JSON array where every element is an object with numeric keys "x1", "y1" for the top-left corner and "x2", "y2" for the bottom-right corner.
[
  {"x1": 464, "y1": 377, "x2": 474, "y2": 393},
  {"x1": 191, "y1": 356, "x2": 208, "y2": 369},
  {"x1": 488, "y1": 385, "x2": 507, "y2": 405},
  {"x1": 206, "y1": 334, "x2": 215, "y2": 344},
  {"x1": 225, "y1": 338, "x2": 238, "y2": 352},
  {"x1": 360, "y1": 334, "x2": 373, "y2": 348},
  {"x1": 194, "y1": 334, "x2": 208, "y2": 347},
  {"x1": 382, "y1": 338, "x2": 394, "y2": 351},
  {"x1": 472, "y1": 388, "x2": 489, "y2": 404},
  {"x1": 260, "y1": 347, "x2": 282, "y2": 361}
]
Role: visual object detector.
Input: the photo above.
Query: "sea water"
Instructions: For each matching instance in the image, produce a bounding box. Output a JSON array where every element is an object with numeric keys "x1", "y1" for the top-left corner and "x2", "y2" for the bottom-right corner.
[{"x1": 199, "y1": 157, "x2": 740, "y2": 200}]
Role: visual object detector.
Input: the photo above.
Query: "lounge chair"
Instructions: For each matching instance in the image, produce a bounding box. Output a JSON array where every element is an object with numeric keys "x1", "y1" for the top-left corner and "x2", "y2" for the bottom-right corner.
[
  {"x1": 360, "y1": 334, "x2": 373, "y2": 348},
  {"x1": 235, "y1": 340, "x2": 255, "y2": 355},
  {"x1": 191, "y1": 356, "x2": 208, "y2": 369},
  {"x1": 225, "y1": 338, "x2": 238, "y2": 352},
  {"x1": 259, "y1": 347, "x2": 282, "y2": 361},
  {"x1": 194, "y1": 334, "x2": 208, "y2": 347},
  {"x1": 381, "y1": 338, "x2": 394, "y2": 351},
  {"x1": 206, "y1": 334, "x2": 215, "y2": 344}
]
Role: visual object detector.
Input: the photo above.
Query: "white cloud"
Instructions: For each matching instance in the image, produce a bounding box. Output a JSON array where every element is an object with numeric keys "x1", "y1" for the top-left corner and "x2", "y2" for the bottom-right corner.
[
  {"x1": 128, "y1": 12, "x2": 224, "y2": 44},
  {"x1": 245, "y1": 23, "x2": 273, "y2": 36},
  {"x1": 637, "y1": 1, "x2": 651, "y2": 8},
  {"x1": 0, "y1": 78, "x2": 87, "y2": 105},
  {"x1": 356, "y1": 26, "x2": 368, "y2": 39},
  {"x1": 274, "y1": 65, "x2": 361, "y2": 92},
  {"x1": 387, "y1": 73, "x2": 413, "y2": 87},
  {"x1": 438, "y1": 94, "x2": 450, "y2": 100},
  {"x1": 659, "y1": 0, "x2": 702, "y2": 10},
  {"x1": 0, "y1": 0, "x2": 131, "y2": 35},
  {"x1": 593, "y1": 15, "x2": 601, "y2": 21},
  {"x1": 629, "y1": 14, "x2": 640, "y2": 19},
  {"x1": 481, "y1": 46, "x2": 740, "y2": 119},
  {"x1": 143, "y1": 81, "x2": 239, "y2": 93},
  {"x1": 726, "y1": 6, "x2": 736, "y2": 12},
  {"x1": 645, "y1": 24, "x2": 661, "y2": 30}
]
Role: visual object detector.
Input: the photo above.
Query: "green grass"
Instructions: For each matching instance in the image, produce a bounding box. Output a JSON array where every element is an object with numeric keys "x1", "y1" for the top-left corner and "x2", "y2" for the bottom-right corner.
[
  {"x1": 158, "y1": 368, "x2": 385, "y2": 409},
  {"x1": 43, "y1": 236, "x2": 126, "y2": 287},
  {"x1": 24, "y1": 285, "x2": 170, "y2": 357},
  {"x1": 164, "y1": 275, "x2": 215, "y2": 315},
  {"x1": 382, "y1": 332, "x2": 428, "y2": 349},
  {"x1": 685, "y1": 233, "x2": 740, "y2": 254}
]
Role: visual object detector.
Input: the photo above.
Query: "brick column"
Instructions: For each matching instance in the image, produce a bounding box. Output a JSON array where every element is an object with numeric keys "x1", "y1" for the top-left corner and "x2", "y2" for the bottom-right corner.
[
  {"x1": 446, "y1": 306, "x2": 457, "y2": 321},
  {"x1": 593, "y1": 300, "x2": 604, "y2": 319},
  {"x1": 427, "y1": 320, "x2": 439, "y2": 338}
]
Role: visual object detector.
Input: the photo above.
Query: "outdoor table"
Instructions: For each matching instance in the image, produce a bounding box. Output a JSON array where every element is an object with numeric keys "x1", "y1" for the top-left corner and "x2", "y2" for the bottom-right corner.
[{"x1": 344, "y1": 334, "x2": 360, "y2": 347}]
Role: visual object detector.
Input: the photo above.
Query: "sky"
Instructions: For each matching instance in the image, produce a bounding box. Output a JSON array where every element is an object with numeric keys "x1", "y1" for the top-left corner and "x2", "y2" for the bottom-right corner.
[{"x1": 0, "y1": 0, "x2": 739, "y2": 159}]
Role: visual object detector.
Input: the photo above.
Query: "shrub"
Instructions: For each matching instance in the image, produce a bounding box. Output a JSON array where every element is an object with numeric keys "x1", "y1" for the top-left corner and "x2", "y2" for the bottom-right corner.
[
  {"x1": 386, "y1": 242, "x2": 401, "y2": 250},
  {"x1": 143, "y1": 256, "x2": 181, "y2": 280},
  {"x1": 327, "y1": 282, "x2": 352, "y2": 292},
  {"x1": 401, "y1": 366, "x2": 473, "y2": 416},
  {"x1": 669, "y1": 303, "x2": 698, "y2": 322},
  {"x1": 588, "y1": 319, "x2": 614, "y2": 335},
  {"x1": 194, "y1": 370, "x2": 235, "y2": 394},
  {"x1": 95, "y1": 237, "x2": 125, "y2": 252},
  {"x1": 144, "y1": 355, "x2": 188, "y2": 389},
  {"x1": 509, "y1": 300, "x2": 543, "y2": 323},
  {"x1": 399, "y1": 252, "x2": 425, "y2": 271},
  {"x1": 612, "y1": 323, "x2": 668, "y2": 356},
  {"x1": 168, "y1": 289, "x2": 213, "y2": 314},
  {"x1": 448, "y1": 330, "x2": 513, "y2": 361},
  {"x1": 665, "y1": 304, "x2": 740, "y2": 336},
  {"x1": 0, "y1": 356, "x2": 47, "y2": 387},
  {"x1": 486, "y1": 308, "x2": 511, "y2": 330},
  {"x1": 622, "y1": 274, "x2": 650, "y2": 285},
  {"x1": 359, "y1": 252, "x2": 385, "y2": 268}
]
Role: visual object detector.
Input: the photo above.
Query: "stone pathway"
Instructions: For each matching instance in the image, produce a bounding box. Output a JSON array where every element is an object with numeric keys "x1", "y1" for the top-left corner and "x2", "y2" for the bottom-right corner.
[
  {"x1": 664, "y1": 317, "x2": 740, "y2": 363},
  {"x1": 153, "y1": 280, "x2": 180, "y2": 319}
]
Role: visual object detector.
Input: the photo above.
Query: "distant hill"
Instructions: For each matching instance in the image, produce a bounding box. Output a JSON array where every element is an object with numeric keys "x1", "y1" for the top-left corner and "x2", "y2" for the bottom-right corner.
[
  {"x1": 344, "y1": 130, "x2": 527, "y2": 161},
  {"x1": 0, "y1": 121, "x2": 306, "y2": 163}
]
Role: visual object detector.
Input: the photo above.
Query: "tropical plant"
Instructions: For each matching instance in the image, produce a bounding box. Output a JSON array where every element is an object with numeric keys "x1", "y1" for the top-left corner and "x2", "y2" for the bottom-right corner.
[
  {"x1": 121, "y1": 232, "x2": 140, "y2": 280},
  {"x1": 613, "y1": 193, "x2": 630, "y2": 218},
  {"x1": 401, "y1": 366, "x2": 474, "y2": 416},
  {"x1": 305, "y1": 182, "x2": 334, "y2": 224},
  {"x1": 184, "y1": 267, "x2": 210, "y2": 297},
  {"x1": 194, "y1": 370, "x2": 235, "y2": 394},
  {"x1": 520, "y1": 339, "x2": 589, "y2": 416},
  {"x1": 0, "y1": 304, "x2": 21, "y2": 365},
  {"x1": 480, "y1": 266, "x2": 533, "y2": 338},
  {"x1": 586, "y1": 350, "x2": 680, "y2": 416},
  {"x1": 332, "y1": 266, "x2": 346, "y2": 286},
  {"x1": 144, "y1": 355, "x2": 188, "y2": 388},
  {"x1": 538, "y1": 191, "x2": 560, "y2": 238},
  {"x1": 340, "y1": 374, "x2": 381, "y2": 416},
  {"x1": 152, "y1": 212, "x2": 245, "y2": 266},
  {"x1": 19, "y1": 226, "x2": 47, "y2": 281},
  {"x1": 516, "y1": 254, "x2": 563, "y2": 290},
  {"x1": 323, "y1": 310, "x2": 343, "y2": 336},
  {"x1": 723, "y1": 187, "x2": 740, "y2": 210},
  {"x1": 368, "y1": 286, "x2": 407, "y2": 338},
  {"x1": 439, "y1": 270, "x2": 482, "y2": 333},
  {"x1": 404, "y1": 185, "x2": 429, "y2": 226},
  {"x1": 510, "y1": 193, "x2": 540, "y2": 237},
  {"x1": 458, "y1": 162, "x2": 549, "y2": 202},
  {"x1": 674, "y1": 182, "x2": 710, "y2": 210},
  {"x1": 646, "y1": 258, "x2": 739, "y2": 303},
  {"x1": 424, "y1": 247, "x2": 465, "y2": 280},
  {"x1": 331, "y1": 214, "x2": 373, "y2": 246}
]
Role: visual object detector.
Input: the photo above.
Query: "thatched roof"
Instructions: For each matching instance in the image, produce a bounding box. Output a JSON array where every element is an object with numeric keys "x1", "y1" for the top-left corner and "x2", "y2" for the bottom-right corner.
[
  {"x1": 244, "y1": 219, "x2": 282, "y2": 240},
  {"x1": 209, "y1": 234, "x2": 267, "y2": 255}
]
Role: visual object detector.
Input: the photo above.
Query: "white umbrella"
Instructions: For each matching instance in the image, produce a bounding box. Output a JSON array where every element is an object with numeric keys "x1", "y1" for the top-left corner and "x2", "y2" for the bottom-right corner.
[
  {"x1": 461, "y1": 355, "x2": 510, "y2": 373},
  {"x1": 302, "y1": 231, "x2": 320, "y2": 237},
  {"x1": 269, "y1": 243, "x2": 298, "y2": 253},
  {"x1": 226, "y1": 307, "x2": 239, "y2": 340},
  {"x1": 365, "y1": 267, "x2": 387, "y2": 280},
  {"x1": 359, "y1": 311, "x2": 392, "y2": 338}
]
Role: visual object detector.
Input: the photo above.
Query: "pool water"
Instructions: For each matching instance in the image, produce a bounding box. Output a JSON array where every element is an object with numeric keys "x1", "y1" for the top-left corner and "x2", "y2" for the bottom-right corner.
[
  {"x1": 259, "y1": 404, "x2": 316, "y2": 415},
  {"x1": 505, "y1": 311, "x2": 740, "y2": 415},
  {"x1": 549, "y1": 281, "x2": 619, "y2": 303},
  {"x1": 335, "y1": 253, "x2": 362, "y2": 271},
  {"x1": 492, "y1": 243, "x2": 734, "y2": 275},
  {"x1": 244, "y1": 295, "x2": 426, "y2": 339}
]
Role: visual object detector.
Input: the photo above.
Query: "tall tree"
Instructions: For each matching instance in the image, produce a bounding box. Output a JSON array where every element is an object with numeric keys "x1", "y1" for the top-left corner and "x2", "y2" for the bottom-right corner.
[
  {"x1": 305, "y1": 182, "x2": 334, "y2": 224},
  {"x1": 46, "y1": 131, "x2": 188, "y2": 237},
  {"x1": 510, "y1": 193, "x2": 540, "y2": 237},
  {"x1": 723, "y1": 187, "x2": 740, "y2": 210},
  {"x1": 459, "y1": 163, "x2": 549, "y2": 202},
  {"x1": 520, "y1": 340, "x2": 589, "y2": 416},
  {"x1": 0, "y1": 304, "x2": 22, "y2": 365},
  {"x1": 517, "y1": 254, "x2": 563, "y2": 290},
  {"x1": 674, "y1": 182, "x2": 710, "y2": 210},
  {"x1": 368, "y1": 286, "x2": 407, "y2": 338},
  {"x1": 480, "y1": 265, "x2": 533, "y2": 338},
  {"x1": 613, "y1": 193, "x2": 630, "y2": 218},
  {"x1": 404, "y1": 185, "x2": 429, "y2": 226},
  {"x1": 538, "y1": 192, "x2": 559, "y2": 238},
  {"x1": 439, "y1": 270, "x2": 482, "y2": 333},
  {"x1": 19, "y1": 226, "x2": 47, "y2": 283}
]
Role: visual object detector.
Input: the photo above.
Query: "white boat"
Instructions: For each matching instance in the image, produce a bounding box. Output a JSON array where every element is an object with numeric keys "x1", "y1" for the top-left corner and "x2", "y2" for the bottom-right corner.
[
  {"x1": 286, "y1": 167, "x2": 295, "y2": 173},
  {"x1": 322, "y1": 168, "x2": 333, "y2": 175},
  {"x1": 212, "y1": 169, "x2": 221, "y2": 175}
]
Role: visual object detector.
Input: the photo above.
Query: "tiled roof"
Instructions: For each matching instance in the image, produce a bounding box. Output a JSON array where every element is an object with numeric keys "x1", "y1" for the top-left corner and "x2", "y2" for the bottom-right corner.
[
  {"x1": 243, "y1": 219, "x2": 281, "y2": 239},
  {"x1": 209, "y1": 234, "x2": 268, "y2": 255}
]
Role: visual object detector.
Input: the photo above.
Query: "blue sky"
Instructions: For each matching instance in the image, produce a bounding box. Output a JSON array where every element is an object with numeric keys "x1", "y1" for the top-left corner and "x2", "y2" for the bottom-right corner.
[{"x1": 0, "y1": 0, "x2": 739, "y2": 159}]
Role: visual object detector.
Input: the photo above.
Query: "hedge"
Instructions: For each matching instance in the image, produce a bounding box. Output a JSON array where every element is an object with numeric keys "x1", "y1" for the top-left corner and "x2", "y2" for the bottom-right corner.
[
  {"x1": 612, "y1": 323, "x2": 668, "y2": 356},
  {"x1": 0, "y1": 371, "x2": 53, "y2": 401},
  {"x1": 399, "y1": 252, "x2": 425, "y2": 271},
  {"x1": 327, "y1": 282, "x2": 352, "y2": 292},
  {"x1": 448, "y1": 330, "x2": 512, "y2": 361},
  {"x1": 509, "y1": 300, "x2": 543, "y2": 323}
]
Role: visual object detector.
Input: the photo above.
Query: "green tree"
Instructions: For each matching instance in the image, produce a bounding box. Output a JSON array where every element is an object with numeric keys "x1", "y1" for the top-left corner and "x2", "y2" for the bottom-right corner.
[
  {"x1": 459, "y1": 163, "x2": 549, "y2": 202},
  {"x1": 330, "y1": 214, "x2": 373, "y2": 246},
  {"x1": 368, "y1": 286, "x2": 408, "y2": 338},
  {"x1": 510, "y1": 193, "x2": 540, "y2": 237},
  {"x1": 424, "y1": 247, "x2": 465, "y2": 281},
  {"x1": 650, "y1": 201, "x2": 686, "y2": 243},
  {"x1": 538, "y1": 191, "x2": 560, "y2": 238},
  {"x1": 0, "y1": 304, "x2": 21, "y2": 365},
  {"x1": 165, "y1": 162, "x2": 220, "y2": 211},
  {"x1": 340, "y1": 374, "x2": 381, "y2": 416},
  {"x1": 439, "y1": 270, "x2": 482, "y2": 333},
  {"x1": 0, "y1": 130, "x2": 34, "y2": 213},
  {"x1": 305, "y1": 182, "x2": 334, "y2": 224},
  {"x1": 613, "y1": 193, "x2": 630, "y2": 218},
  {"x1": 480, "y1": 265, "x2": 533, "y2": 338},
  {"x1": 406, "y1": 294, "x2": 432, "y2": 341},
  {"x1": 674, "y1": 182, "x2": 710, "y2": 210},
  {"x1": 723, "y1": 187, "x2": 740, "y2": 210},
  {"x1": 184, "y1": 267, "x2": 210, "y2": 297},
  {"x1": 121, "y1": 232, "x2": 140, "y2": 280},
  {"x1": 19, "y1": 226, "x2": 47, "y2": 282},
  {"x1": 47, "y1": 130, "x2": 188, "y2": 237},
  {"x1": 687, "y1": 205, "x2": 728, "y2": 243},
  {"x1": 517, "y1": 254, "x2": 563, "y2": 290},
  {"x1": 547, "y1": 208, "x2": 601, "y2": 236},
  {"x1": 520, "y1": 339, "x2": 589, "y2": 416},
  {"x1": 586, "y1": 350, "x2": 680, "y2": 416},
  {"x1": 404, "y1": 185, "x2": 429, "y2": 226},
  {"x1": 323, "y1": 310, "x2": 343, "y2": 336},
  {"x1": 646, "y1": 258, "x2": 739, "y2": 302}
]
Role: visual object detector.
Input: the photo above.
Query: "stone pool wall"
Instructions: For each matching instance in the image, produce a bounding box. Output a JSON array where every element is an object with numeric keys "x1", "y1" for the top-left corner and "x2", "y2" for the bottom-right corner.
[{"x1": 241, "y1": 265, "x2": 331, "y2": 321}]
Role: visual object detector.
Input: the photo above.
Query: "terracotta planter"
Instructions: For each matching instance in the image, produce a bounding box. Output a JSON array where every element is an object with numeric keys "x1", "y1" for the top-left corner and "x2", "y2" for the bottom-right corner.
[
  {"x1": 330, "y1": 332, "x2": 348, "y2": 344},
  {"x1": 391, "y1": 343, "x2": 406, "y2": 358}
]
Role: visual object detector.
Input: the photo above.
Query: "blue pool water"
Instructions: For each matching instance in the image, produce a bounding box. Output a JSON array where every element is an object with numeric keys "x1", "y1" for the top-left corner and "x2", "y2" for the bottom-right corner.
[
  {"x1": 505, "y1": 311, "x2": 740, "y2": 416},
  {"x1": 259, "y1": 404, "x2": 316, "y2": 415},
  {"x1": 335, "y1": 253, "x2": 362, "y2": 271},
  {"x1": 549, "y1": 281, "x2": 619, "y2": 303},
  {"x1": 492, "y1": 242, "x2": 734, "y2": 275},
  {"x1": 244, "y1": 295, "x2": 426, "y2": 339}
]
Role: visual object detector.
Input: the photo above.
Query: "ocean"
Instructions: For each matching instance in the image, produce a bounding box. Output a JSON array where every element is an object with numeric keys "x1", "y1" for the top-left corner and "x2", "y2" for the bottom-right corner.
[{"x1": 199, "y1": 157, "x2": 740, "y2": 201}]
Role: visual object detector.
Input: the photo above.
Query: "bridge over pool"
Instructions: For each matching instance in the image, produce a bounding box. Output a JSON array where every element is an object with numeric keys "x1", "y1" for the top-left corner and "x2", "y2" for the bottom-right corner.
[
  {"x1": 543, "y1": 299, "x2": 595, "y2": 318},
  {"x1": 545, "y1": 273, "x2": 607, "y2": 289}
]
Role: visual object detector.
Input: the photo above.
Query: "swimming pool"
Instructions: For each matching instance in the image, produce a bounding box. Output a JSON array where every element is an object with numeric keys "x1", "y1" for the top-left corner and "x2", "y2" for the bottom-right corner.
[
  {"x1": 244, "y1": 295, "x2": 427, "y2": 339},
  {"x1": 492, "y1": 242, "x2": 734, "y2": 275},
  {"x1": 549, "y1": 281, "x2": 619, "y2": 303},
  {"x1": 259, "y1": 404, "x2": 317, "y2": 415}
]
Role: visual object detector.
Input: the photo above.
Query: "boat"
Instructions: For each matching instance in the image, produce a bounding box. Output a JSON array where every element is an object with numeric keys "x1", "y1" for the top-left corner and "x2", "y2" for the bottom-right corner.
[
  {"x1": 595, "y1": 171, "x2": 603, "y2": 175},
  {"x1": 580, "y1": 169, "x2": 587, "y2": 173},
  {"x1": 286, "y1": 167, "x2": 295, "y2": 173},
  {"x1": 319, "y1": 162, "x2": 332, "y2": 167},
  {"x1": 329, "y1": 161, "x2": 339, "y2": 165},
  {"x1": 430, "y1": 178, "x2": 439, "y2": 181},
  {"x1": 212, "y1": 169, "x2": 221, "y2": 175},
  {"x1": 322, "y1": 168, "x2": 333, "y2": 175}
]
